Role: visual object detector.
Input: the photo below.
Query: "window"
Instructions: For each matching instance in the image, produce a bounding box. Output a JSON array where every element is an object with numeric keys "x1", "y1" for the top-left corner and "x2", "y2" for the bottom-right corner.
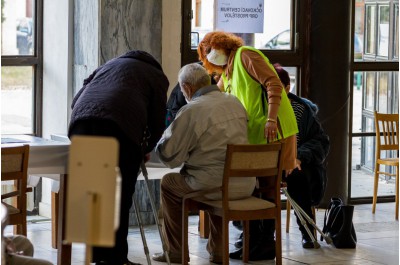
[
  {"x1": 182, "y1": 0, "x2": 304, "y2": 94},
  {"x1": 1, "y1": 0, "x2": 43, "y2": 135},
  {"x1": 356, "y1": 0, "x2": 398, "y2": 61},
  {"x1": 394, "y1": 4, "x2": 399, "y2": 58},
  {"x1": 350, "y1": 0, "x2": 399, "y2": 201},
  {"x1": 189, "y1": 0, "x2": 292, "y2": 50},
  {"x1": 365, "y1": 5, "x2": 377, "y2": 56},
  {"x1": 1, "y1": 66, "x2": 34, "y2": 134}
]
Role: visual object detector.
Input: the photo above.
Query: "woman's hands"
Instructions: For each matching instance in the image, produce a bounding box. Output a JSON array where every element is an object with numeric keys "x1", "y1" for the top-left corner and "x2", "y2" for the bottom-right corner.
[
  {"x1": 287, "y1": 159, "x2": 302, "y2": 175},
  {"x1": 265, "y1": 120, "x2": 278, "y2": 142}
]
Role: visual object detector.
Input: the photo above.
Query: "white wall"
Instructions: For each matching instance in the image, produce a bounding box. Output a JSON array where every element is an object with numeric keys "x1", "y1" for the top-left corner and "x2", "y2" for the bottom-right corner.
[
  {"x1": 42, "y1": 0, "x2": 73, "y2": 138},
  {"x1": 43, "y1": 1, "x2": 181, "y2": 138},
  {"x1": 162, "y1": 0, "x2": 182, "y2": 96},
  {"x1": 40, "y1": 0, "x2": 73, "y2": 217},
  {"x1": 39, "y1": 1, "x2": 181, "y2": 217}
]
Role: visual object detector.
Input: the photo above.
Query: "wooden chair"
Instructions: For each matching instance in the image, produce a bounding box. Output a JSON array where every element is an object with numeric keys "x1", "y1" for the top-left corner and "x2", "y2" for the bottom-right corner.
[
  {"x1": 1, "y1": 145, "x2": 30, "y2": 235},
  {"x1": 182, "y1": 142, "x2": 285, "y2": 265},
  {"x1": 372, "y1": 111, "x2": 399, "y2": 220}
]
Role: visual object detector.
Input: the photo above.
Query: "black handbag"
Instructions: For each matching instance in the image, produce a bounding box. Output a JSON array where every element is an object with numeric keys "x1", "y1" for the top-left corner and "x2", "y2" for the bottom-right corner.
[{"x1": 321, "y1": 197, "x2": 357, "y2": 248}]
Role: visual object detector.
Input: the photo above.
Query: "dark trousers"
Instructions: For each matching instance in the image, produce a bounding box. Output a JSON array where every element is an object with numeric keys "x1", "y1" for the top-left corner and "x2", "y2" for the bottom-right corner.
[
  {"x1": 69, "y1": 119, "x2": 142, "y2": 264},
  {"x1": 249, "y1": 169, "x2": 315, "y2": 244},
  {"x1": 249, "y1": 178, "x2": 276, "y2": 244},
  {"x1": 285, "y1": 168, "x2": 314, "y2": 236}
]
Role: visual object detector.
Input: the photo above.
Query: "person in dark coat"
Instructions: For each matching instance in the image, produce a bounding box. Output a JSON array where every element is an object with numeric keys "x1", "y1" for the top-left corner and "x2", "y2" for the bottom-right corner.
[
  {"x1": 68, "y1": 50, "x2": 169, "y2": 265},
  {"x1": 275, "y1": 63, "x2": 330, "y2": 248},
  {"x1": 165, "y1": 82, "x2": 187, "y2": 127}
]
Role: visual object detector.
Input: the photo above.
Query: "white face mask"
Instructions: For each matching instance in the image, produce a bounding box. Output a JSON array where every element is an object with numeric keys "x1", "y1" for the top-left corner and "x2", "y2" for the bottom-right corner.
[{"x1": 207, "y1": 49, "x2": 228, "y2": 66}]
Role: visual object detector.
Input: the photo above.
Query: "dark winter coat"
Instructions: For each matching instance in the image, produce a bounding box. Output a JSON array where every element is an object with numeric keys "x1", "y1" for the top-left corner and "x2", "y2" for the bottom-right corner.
[
  {"x1": 165, "y1": 82, "x2": 187, "y2": 126},
  {"x1": 288, "y1": 92, "x2": 330, "y2": 205},
  {"x1": 69, "y1": 50, "x2": 169, "y2": 154}
]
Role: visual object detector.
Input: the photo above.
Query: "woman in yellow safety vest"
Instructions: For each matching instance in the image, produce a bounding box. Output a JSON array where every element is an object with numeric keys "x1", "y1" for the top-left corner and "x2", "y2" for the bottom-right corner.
[
  {"x1": 198, "y1": 31, "x2": 299, "y2": 261},
  {"x1": 198, "y1": 31, "x2": 298, "y2": 170}
]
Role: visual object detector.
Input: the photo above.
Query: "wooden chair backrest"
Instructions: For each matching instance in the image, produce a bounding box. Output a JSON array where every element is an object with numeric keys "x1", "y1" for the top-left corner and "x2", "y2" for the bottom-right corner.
[
  {"x1": 1, "y1": 145, "x2": 30, "y2": 215},
  {"x1": 221, "y1": 142, "x2": 284, "y2": 204},
  {"x1": 374, "y1": 111, "x2": 399, "y2": 154}
]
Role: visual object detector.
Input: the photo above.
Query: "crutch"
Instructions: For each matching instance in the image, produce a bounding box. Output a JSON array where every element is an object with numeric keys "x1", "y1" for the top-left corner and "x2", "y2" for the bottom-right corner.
[
  {"x1": 140, "y1": 162, "x2": 171, "y2": 265},
  {"x1": 132, "y1": 196, "x2": 152, "y2": 264},
  {"x1": 282, "y1": 187, "x2": 332, "y2": 247}
]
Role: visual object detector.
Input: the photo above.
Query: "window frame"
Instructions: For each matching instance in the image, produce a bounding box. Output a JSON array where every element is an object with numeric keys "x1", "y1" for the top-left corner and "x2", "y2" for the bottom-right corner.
[
  {"x1": 1, "y1": 0, "x2": 43, "y2": 136},
  {"x1": 181, "y1": 0, "x2": 309, "y2": 95},
  {"x1": 349, "y1": 0, "x2": 399, "y2": 203}
]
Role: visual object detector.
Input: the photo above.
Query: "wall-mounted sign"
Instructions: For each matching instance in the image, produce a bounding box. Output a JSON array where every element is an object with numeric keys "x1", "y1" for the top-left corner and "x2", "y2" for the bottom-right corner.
[{"x1": 215, "y1": 0, "x2": 264, "y2": 33}]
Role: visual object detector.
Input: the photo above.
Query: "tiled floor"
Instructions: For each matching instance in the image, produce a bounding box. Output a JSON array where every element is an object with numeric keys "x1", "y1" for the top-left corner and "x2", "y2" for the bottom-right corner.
[{"x1": 4, "y1": 202, "x2": 399, "y2": 265}]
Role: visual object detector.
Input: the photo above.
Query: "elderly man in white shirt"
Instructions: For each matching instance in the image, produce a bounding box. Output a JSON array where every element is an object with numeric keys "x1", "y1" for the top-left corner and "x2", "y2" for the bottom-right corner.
[{"x1": 152, "y1": 63, "x2": 255, "y2": 264}]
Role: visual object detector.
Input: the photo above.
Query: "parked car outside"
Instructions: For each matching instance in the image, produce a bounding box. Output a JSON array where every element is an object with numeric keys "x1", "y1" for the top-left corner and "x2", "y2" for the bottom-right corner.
[{"x1": 264, "y1": 29, "x2": 290, "y2": 49}]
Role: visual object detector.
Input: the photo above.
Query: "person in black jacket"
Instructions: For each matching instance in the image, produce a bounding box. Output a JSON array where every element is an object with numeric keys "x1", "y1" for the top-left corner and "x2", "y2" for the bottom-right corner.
[
  {"x1": 275, "y1": 63, "x2": 330, "y2": 248},
  {"x1": 68, "y1": 50, "x2": 169, "y2": 265},
  {"x1": 165, "y1": 82, "x2": 187, "y2": 127}
]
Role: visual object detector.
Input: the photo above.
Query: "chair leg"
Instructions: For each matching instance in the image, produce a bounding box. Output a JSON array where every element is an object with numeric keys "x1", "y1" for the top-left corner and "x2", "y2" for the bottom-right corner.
[
  {"x1": 372, "y1": 163, "x2": 379, "y2": 214},
  {"x1": 222, "y1": 217, "x2": 230, "y2": 265},
  {"x1": 395, "y1": 166, "x2": 399, "y2": 220},
  {"x1": 275, "y1": 216, "x2": 282, "y2": 265},
  {"x1": 199, "y1": 210, "x2": 209, "y2": 238},
  {"x1": 13, "y1": 225, "x2": 19, "y2": 236},
  {"x1": 14, "y1": 223, "x2": 27, "y2": 236},
  {"x1": 182, "y1": 202, "x2": 190, "y2": 265},
  {"x1": 286, "y1": 199, "x2": 291, "y2": 233},
  {"x1": 242, "y1": 220, "x2": 250, "y2": 263}
]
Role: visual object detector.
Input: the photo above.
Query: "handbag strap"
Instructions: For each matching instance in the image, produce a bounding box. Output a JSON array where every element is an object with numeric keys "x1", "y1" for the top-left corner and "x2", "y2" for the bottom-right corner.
[{"x1": 321, "y1": 197, "x2": 344, "y2": 240}]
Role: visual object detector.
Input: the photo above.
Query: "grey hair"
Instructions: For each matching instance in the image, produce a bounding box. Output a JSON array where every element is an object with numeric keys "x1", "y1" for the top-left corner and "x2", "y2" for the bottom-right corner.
[{"x1": 178, "y1": 63, "x2": 211, "y2": 89}]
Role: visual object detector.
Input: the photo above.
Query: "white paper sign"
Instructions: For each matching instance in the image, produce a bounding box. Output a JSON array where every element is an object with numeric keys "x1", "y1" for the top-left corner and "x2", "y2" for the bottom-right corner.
[{"x1": 215, "y1": 0, "x2": 264, "y2": 33}]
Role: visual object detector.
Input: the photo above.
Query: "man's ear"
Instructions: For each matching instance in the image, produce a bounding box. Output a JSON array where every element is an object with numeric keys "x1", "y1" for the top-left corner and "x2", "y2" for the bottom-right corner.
[
  {"x1": 183, "y1": 83, "x2": 193, "y2": 98},
  {"x1": 180, "y1": 83, "x2": 191, "y2": 99}
]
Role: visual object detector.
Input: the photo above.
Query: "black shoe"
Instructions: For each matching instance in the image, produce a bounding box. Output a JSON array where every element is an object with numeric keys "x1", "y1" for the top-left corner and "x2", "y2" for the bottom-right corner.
[
  {"x1": 234, "y1": 239, "x2": 242, "y2": 249},
  {"x1": 234, "y1": 232, "x2": 243, "y2": 248},
  {"x1": 232, "y1": 220, "x2": 243, "y2": 231},
  {"x1": 209, "y1": 253, "x2": 223, "y2": 264},
  {"x1": 302, "y1": 236, "x2": 314, "y2": 249},
  {"x1": 301, "y1": 228, "x2": 316, "y2": 249},
  {"x1": 152, "y1": 252, "x2": 186, "y2": 263},
  {"x1": 248, "y1": 240, "x2": 276, "y2": 261},
  {"x1": 229, "y1": 248, "x2": 242, "y2": 260},
  {"x1": 229, "y1": 240, "x2": 276, "y2": 261}
]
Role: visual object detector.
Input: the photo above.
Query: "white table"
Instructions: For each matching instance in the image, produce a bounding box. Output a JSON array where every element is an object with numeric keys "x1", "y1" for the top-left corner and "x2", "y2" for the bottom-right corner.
[
  {"x1": 1, "y1": 135, "x2": 181, "y2": 264},
  {"x1": 1, "y1": 135, "x2": 71, "y2": 265},
  {"x1": 1, "y1": 135, "x2": 69, "y2": 176}
]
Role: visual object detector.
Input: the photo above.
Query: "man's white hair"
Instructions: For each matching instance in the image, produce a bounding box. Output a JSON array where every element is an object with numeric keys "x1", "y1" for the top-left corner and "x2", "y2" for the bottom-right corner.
[{"x1": 178, "y1": 63, "x2": 211, "y2": 89}]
